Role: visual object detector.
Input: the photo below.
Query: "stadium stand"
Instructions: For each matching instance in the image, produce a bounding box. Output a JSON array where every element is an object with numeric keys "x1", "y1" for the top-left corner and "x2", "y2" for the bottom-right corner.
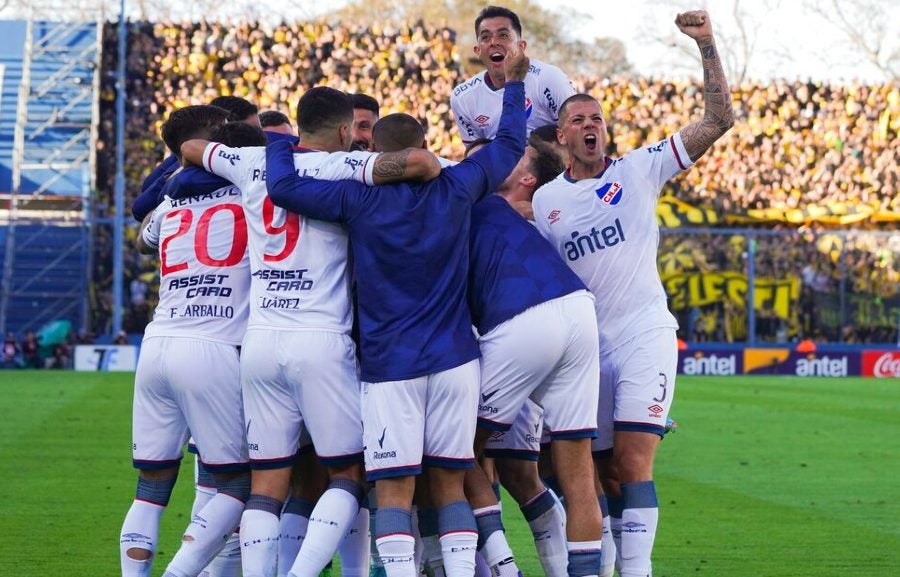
[
  {"x1": 0, "y1": 20, "x2": 98, "y2": 338},
  {"x1": 1, "y1": 17, "x2": 897, "y2": 349}
]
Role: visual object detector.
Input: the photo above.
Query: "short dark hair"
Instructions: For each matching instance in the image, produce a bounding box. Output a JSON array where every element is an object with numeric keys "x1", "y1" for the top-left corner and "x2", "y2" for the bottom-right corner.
[
  {"x1": 475, "y1": 6, "x2": 522, "y2": 36},
  {"x1": 372, "y1": 113, "x2": 425, "y2": 152},
  {"x1": 528, "y1": 124, "x2": 560, "y2": 147},
  {"x1": 464, "y1": 137, "x2": 493, "y2": 158},
  {"x1": 527, "y1": 142, "x2": 565, "y2": 189},
  {"x1": 161, "y1": 105, "x2": 229, "y2": 159},
  {"x1": 350, "y1": 93, "x2": 380, "y2": 117},
  {"x1": 296, "y1": 87, "x2": 353, "y2": 135},
  {"x1": 258, "y1": 110, "x2": 291, "y2": 129},
  {"x1": 211, "y1": 122, "x2": 268, "y2": 147},
  {"x1": 558, "y1": 94, "x2": 599, "y2": 125},
  {"x1": 208, "y1": 95, "x2": 259, "y2": 123}
]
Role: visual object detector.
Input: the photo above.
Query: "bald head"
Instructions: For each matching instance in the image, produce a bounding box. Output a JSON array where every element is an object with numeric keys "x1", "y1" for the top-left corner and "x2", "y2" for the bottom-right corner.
[{"x1": 372, "y1": 113, "x2": 426, "y2": 152}]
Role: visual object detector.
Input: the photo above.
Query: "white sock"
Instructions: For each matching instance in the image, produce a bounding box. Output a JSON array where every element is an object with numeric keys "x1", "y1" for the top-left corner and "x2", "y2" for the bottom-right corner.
[
  {"x1": 120, "y1": 500, "x2": 165, "y2": 577},
  {"x1": 549, "y1": 487, "x2": 567, "y2": 524},
  {"x1": 619, "y1": 481, "x2": 658, "y2": 577},
  {"x1": 474, "y1": 552, "x2": 491, "y2": 577},
  {"x1": 165, "y1": 494, "x2": 244, "y2": 577},
  {"x1": 376, "y1": 533, "x2": 417, "y2": 577},
  {"x1": 480, "y1": 531, "x2": 519, "y2": 576},
  {"x1": 240, "y1": 508, "x2": 280, "y2": 577},
  {"x1": 337, "y1": 507, "x2": 371, "y2": 577},
  {"x1": 610, "y1": 515, "x2": 622, "y2": 568},
  {"x1": 200, "y1": 531, "x2": 242, "y2": 577},
  {"x1": 473, "y1": 504, "x2": 518, "y2": 576},
  {"x1": 522, "y1": 490, "x2": 567, "y2": 577},
  {"x1": 440, "y1": 531, "x2": 478, "y2": 577},
  {"x1": 277, "y1": 512, "x2": 309, "y2": 577},
  {"x1": 600, "y1": 514, "x2": 616, "y2": 577},
  {"x1": 288, "y1": 484, "x2": 360, "y2": 577},
  {"x1": 619, "y1": 506, "x2": 657, "y2": 577},
  {"x1": 192, "y1": 484, "x2": 217, "y2": 518}
]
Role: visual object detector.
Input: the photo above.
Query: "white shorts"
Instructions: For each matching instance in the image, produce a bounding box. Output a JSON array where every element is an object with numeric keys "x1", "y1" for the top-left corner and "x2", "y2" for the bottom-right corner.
[
  {"x1": 593, "y1": 327, "x2": 678, "y2": 454},
  {"x1": 362, "y1": 359, "x2": 480, "y2": 481},
  {"x1": 241, "y1": 328, "x2": 363, "y2": 469},
  {"x1": 132, "y1": 336, "x2": 248, "y2": 472},
  {"x1": 478, "y1": 292, "x2": 599, "y2": 440},
  {"x1": 484, "y1": 399, "x2": 543, "y2": 461}
]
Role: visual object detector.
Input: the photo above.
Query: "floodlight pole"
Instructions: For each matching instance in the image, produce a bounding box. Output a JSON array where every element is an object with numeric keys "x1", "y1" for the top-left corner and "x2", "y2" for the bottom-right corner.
[
  {"x1": 746, "y1": 232, "x2": 756, "y2": 345},
  {"x1": 112, "y1": 0, "x2": 127, "y2": 335}
]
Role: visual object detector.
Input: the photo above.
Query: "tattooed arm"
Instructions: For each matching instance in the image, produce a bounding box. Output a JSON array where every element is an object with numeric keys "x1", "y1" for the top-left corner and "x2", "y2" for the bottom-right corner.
[
  {"x1": 371, "y1": 147, "x2": 442, "y2": 184},
  {"x1": 676, "y1": 10, "x2": 735, "y2": 162}
]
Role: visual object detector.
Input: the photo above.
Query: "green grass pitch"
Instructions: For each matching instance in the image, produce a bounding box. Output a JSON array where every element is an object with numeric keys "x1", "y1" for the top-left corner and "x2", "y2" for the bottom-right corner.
[{"x1": 1, "y1": 371, "x2": 898, "y2": 576}]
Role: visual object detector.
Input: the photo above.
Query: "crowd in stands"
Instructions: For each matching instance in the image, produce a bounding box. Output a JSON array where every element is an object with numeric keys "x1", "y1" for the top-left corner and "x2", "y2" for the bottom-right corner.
[{"x1": 89, "y1": 18, "x2": 898, "y2": 342}]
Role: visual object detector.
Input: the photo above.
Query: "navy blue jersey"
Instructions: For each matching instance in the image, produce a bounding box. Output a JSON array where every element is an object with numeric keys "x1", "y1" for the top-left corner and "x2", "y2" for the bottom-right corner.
[
  {"x1": 468, "y1": 194, "x2": 587, "y2": 335},
  {"x1": 266, "y1": 82, "x2": 527, "y2": 382},
  {"x1": 162, "y1": 165, "x2": 232, "y2": 198},
  {"x1": 133, "y1": 154, "x2": 179, "y2": 221},
  {"x1": 132, "y1": 131, "x2": 297, "y2": 221}
]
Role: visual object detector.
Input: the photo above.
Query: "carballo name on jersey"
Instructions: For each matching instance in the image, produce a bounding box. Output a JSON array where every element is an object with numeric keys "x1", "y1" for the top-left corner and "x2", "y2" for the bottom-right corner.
[
  {"x1": 168, "y1": 188, "x2": 239, "y2": 205},
  {"x1": 251, "y1": 268, "x2": 314, "y2": 292},
  {"x1": 250, "y1": 161, "x2": 363, "y2": 182},
  {"x1": 168, "y1": 274, "x2": 233, "y2": 298},
  {"x1": 564, "y1": 218, "x2": 626, "y2": 261},
  {"x1": 168, "y1": 304, "x2": 234, "y2": 318}
]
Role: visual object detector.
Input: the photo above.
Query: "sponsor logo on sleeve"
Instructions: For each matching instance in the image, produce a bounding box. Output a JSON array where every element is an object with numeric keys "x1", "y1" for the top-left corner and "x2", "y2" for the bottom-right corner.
[
  {"x1": 543, "y1": 87, "x2": 558, "y2": 114},
  {"x1": 457, "y1": 114, "x2": 476, "y2": 138},
  {"x1": 646, "y1": 141, "x2": 667, "y2": 154},
  {"x1": 217, "y1": 150, "x2": 240, "y2": 165}
]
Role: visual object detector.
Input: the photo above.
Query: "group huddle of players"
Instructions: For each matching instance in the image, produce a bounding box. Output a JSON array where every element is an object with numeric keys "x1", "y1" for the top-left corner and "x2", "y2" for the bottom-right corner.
[{"x1": 118, "y1": 5, "x2": 734, "y2": 577}]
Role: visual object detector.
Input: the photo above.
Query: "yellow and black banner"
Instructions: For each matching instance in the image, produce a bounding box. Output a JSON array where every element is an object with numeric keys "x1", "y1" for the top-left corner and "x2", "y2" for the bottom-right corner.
[
  {"x1": 656, "y1": 196, "x2": 900, "y2": 227},
  {"x1": 661, "y1": 271, "x2": 800, "y2": 319}
]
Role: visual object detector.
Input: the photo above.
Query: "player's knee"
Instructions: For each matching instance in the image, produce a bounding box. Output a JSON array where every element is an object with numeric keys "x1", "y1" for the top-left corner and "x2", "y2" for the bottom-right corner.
[
  {"x1": 135, "y1": 474, "x2": 178, "y2": 507},
  {"x1": 613, "y1": 450, "x2": 654, "y2": 483},
  {"x1": 214, "y1": 471, "x2": 251, "y2": 502},
  {"x1": 328, "y1": 461, "x2": 366, "y2": 485},
  {"x1": 496, "y1": 460, "x2": 543, "y2": 504},
  {"x1": 138, "y1": 466, "x2": 178, "y2": 482}
]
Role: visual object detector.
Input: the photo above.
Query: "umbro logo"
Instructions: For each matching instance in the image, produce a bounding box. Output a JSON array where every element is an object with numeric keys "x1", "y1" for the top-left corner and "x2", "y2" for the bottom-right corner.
[
  {"x1": 474, "y1": 114, "x2": 490, "y2": 126},
  {"x1": 547, "y1": 209, "x2": 561, "y2": 224}
]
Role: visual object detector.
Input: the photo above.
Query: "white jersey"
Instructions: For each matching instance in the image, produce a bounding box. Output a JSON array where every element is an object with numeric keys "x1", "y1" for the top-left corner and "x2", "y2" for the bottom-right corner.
[
  {"x1": 202, "y1": 143, "x2": 377, "y2": 331},
  {"x1": 450, "y1": 58, "x2": 575, "y2": 143},
  {"x1": 141, "y1": 187, "x2": 250, "y2": 345},
  {"x1": 532, "y1": 134, "x2": 694, "y2": 353}
]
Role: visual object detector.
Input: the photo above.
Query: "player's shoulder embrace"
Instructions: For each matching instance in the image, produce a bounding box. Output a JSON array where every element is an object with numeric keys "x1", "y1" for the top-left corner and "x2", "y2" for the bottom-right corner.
[{"x1": 452, "y1": 72, "x2": 486, "y2": 99}]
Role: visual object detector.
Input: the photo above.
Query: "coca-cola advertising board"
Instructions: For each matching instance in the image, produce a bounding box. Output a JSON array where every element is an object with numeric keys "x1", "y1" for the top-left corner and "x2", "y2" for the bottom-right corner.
[{"x1": 862, "y1": 351, "x2": 900, "y2": 378}]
